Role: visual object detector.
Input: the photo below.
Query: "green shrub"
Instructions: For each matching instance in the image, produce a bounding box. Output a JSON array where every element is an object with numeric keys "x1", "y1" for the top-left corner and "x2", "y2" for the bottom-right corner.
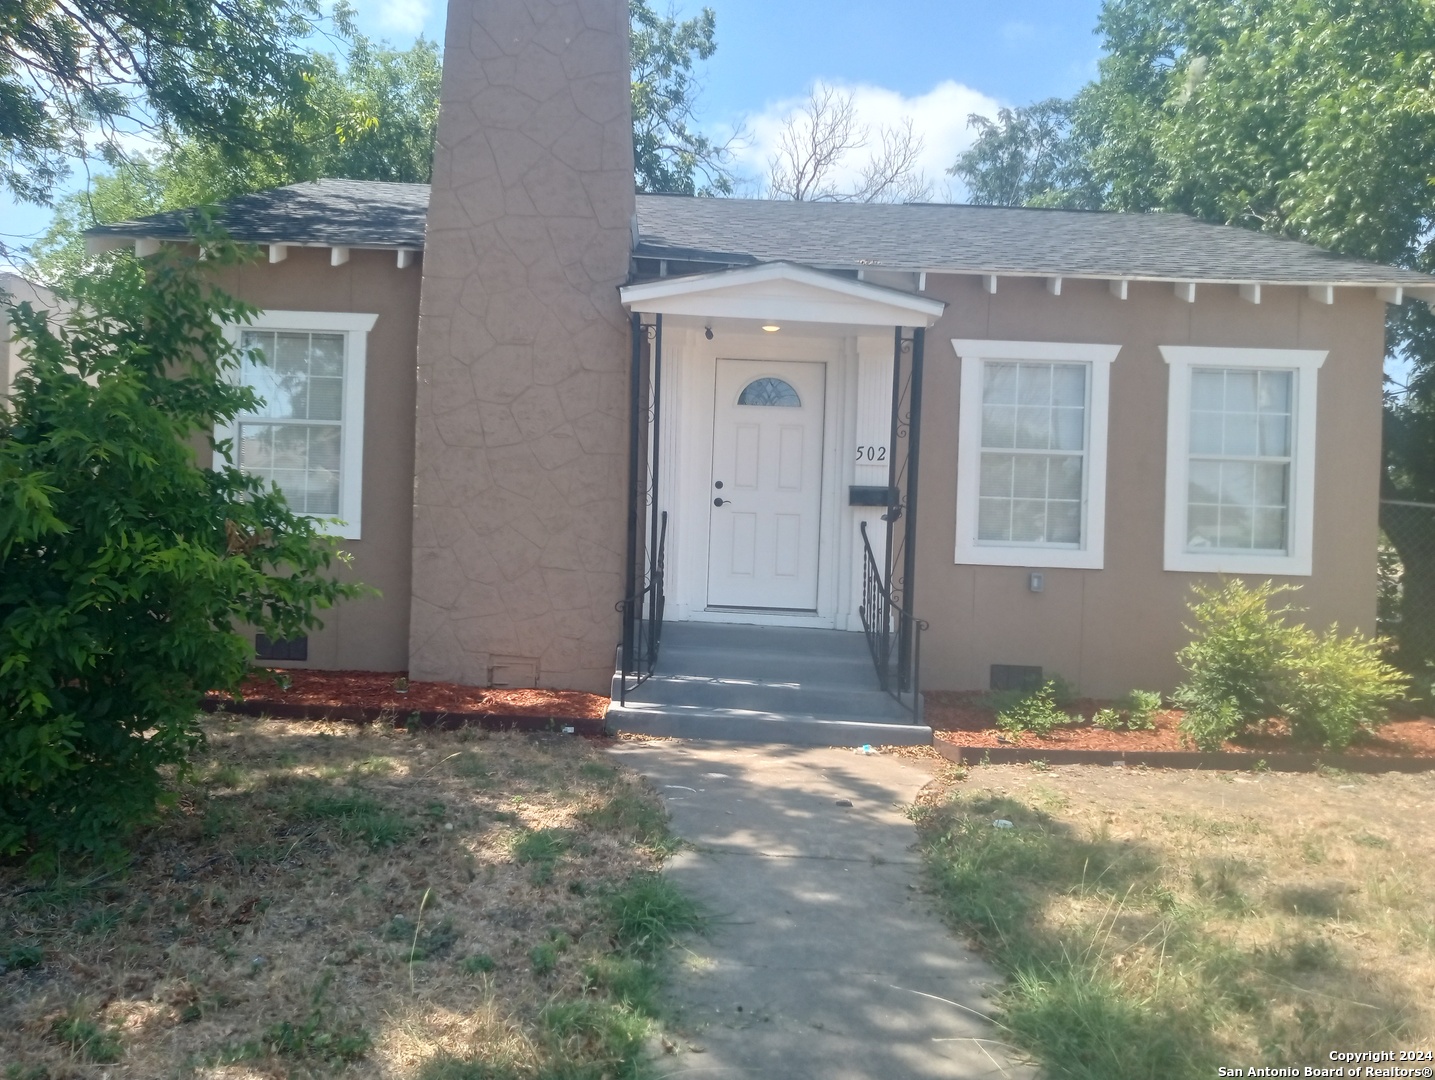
[
  {"x1": 1282, "y1": 629, "x2": 1406, "y2": 748},
  {"x1": 1091, "y1": 691, "x2": 1161, "y2": 733},
  {"x1": 995, "y1": 682, "x2": 1071, "y2": 738},
  {"x1": 0, "y1": 241, "x2": 362, "y2": 861},
  {"x1": 1173, "y1": 582, "x2": 1307, "y2": 743},
  {"x1": 1173, "y1": 581, "x2": 1406, "y2": 751},
  {"x1": 1122, "y1": 690, "x2": 1163, "y2": 729}
]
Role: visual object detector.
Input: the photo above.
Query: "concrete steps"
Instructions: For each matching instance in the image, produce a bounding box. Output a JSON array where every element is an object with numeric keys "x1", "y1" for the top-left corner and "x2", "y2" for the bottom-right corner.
[{"x1": 608, "y1": 621, "x2": 930, "y2": 747}]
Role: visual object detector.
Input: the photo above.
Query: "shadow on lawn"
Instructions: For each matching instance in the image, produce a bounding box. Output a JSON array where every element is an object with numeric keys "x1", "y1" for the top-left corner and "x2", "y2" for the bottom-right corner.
[{"x1": 913, "y1": 791, "x2": 1420, "y2": 1080}]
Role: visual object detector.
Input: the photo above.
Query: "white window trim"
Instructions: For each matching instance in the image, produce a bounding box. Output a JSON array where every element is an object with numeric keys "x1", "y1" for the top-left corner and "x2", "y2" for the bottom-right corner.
[
  {"x1": 952, "y1": 339, "x2": 1121, "y2": 569},
  {"x1": 218, "y1": 310, "x2": 377, "y2": 540},
  {"x1": 1160, "y1": 345, "x2": 1326, "y2": 576}
]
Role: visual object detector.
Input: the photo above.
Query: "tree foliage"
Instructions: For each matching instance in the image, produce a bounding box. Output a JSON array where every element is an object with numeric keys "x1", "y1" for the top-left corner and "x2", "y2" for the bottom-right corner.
[
  {"x1": 1, "y1": 0, "x2": 321, "y2": 204},
  {"x1": 28, "y1": 32, "x2": 442, "y2": 287},
  {"x1": 630, "y1": 0, "x2": 733, "y2": 195},
  {"x1": 0, "y1": 241, "x2": 362, "y2": 859},
  {"x1": 949, "y1": 99, "x2": 1096, "y2": 209}
]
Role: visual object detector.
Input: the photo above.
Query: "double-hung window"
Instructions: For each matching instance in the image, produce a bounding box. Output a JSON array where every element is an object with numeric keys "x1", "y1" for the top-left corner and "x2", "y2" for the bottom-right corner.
[
  {"x1": 1160, "y1": 347, "x2": 1325, "y2": 576},
  {"x1": 218, "y1": 311, "x2": 377, "y2": 540},
  {"x1": 953, "y1": 340, "x2": 1120, "y2": 569}
]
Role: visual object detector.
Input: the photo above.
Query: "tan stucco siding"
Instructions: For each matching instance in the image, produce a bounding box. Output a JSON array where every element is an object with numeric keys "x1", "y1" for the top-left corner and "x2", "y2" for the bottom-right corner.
[
  {"x1": 209, "y1": 247, "x2": 422, "y2": 671},
  {"x1": 409, "y1": 0, "x2": 636, "y2": 693},
  {"x1": 916, "y1": 275, "x2": 1384, "y2": 698}
]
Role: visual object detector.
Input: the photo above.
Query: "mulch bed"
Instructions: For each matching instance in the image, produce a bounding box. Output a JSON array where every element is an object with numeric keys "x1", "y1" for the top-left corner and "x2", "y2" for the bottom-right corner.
[
  {"x1": 924, "y1": 691, "x2": 1435, "y2": 772},
  {"x1": 204, "y1": 668, "x2": 609, "y2": 735}
]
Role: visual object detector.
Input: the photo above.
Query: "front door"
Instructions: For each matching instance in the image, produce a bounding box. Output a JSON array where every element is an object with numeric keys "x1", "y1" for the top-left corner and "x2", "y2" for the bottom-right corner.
[{"x1": 707, "y1": 359, "x2": 826, "y2": 610}]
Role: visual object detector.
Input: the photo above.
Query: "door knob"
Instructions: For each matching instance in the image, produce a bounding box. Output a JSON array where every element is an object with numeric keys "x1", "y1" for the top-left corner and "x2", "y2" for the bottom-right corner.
[
  {"x1": 714, "y1": 497, "x2": 728, "y2": 507},
  {"x1": 714, "y1": 480, "x2": 724, "y2": 489}
]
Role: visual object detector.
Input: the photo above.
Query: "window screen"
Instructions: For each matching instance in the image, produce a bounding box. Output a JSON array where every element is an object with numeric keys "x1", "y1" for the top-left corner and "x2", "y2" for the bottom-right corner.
[
  {"x1": 237, "y1": 331, "x2": 345, "y2": 515},
  {"x1": 977, "y1": 361, "x2": 1087, "y2": 546},
  {"x1": 1186, "y1": 368, "x2": 1292, "y2": 552}
]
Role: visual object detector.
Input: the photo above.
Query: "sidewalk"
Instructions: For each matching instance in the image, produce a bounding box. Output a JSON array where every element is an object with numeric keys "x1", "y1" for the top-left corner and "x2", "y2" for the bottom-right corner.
[{"x1": 605, "y1": 740, "x2": 1037, "y2": 1080}]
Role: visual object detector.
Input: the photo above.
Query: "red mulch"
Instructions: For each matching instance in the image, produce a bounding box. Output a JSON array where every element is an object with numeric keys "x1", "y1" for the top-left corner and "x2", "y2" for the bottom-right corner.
[
  {"x1": 924, "y1": 691, "x2": 1435, "y2": 759},
  {"x1": 209, "y1": 669, "x2": 608, "y2": 720}
]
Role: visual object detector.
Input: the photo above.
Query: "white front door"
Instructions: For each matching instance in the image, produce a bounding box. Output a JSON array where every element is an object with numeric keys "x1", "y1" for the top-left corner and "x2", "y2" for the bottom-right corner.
[{"x1": 707, "y1": 358, "x2": 826, "y2": 610}]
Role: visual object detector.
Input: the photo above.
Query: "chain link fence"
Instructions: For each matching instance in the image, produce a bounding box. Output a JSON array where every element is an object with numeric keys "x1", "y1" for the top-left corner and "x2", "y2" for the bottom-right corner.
[{"x1": 1378, "y1": 500, "x2": 1435, "y2": 687}]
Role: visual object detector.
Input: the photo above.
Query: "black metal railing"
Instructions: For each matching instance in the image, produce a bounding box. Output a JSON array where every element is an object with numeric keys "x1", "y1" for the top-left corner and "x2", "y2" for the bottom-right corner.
[
  {"x1": 858, "y1": 520, "x2": 926, "y2": 720},
  {"x1": 616, "y1": 513, "x2": 666, "y2": 704}
]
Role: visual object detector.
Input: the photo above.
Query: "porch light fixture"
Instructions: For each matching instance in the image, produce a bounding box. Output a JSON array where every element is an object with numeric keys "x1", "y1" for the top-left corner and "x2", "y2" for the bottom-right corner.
[{"x1": 761, "y1": 324, "x2": 781, "y2": 332}]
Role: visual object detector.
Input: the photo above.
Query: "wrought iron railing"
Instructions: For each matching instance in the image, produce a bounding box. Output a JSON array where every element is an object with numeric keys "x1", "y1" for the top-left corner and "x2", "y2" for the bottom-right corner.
[
  {"x1": 858, "y1": 520, "x2": 926, "y2": 720},
  {"x1": 615, "y1": 510, "x2": 666, "y2": 704}
]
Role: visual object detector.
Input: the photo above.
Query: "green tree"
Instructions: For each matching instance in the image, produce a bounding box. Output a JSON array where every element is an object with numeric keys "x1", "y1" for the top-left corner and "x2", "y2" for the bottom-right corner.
[
  {"x1": 0, "y1": 240, "x2": 362, "y2": 860},
  {"x1": 630, "y1": 0, "x2": 734, "y2": 194},
  {"x1": 949, "y1": 99, "x2": 1097, "y2": 209},
  {"x1": 951, "y1": 0, "x2": 1435, "y2": 670},
  {"x1": 28, "y1": 32, "x2": 442, "y2": 287},
  {"x1": 1, "y1": 0, "x2": 321, "y2": 205}
]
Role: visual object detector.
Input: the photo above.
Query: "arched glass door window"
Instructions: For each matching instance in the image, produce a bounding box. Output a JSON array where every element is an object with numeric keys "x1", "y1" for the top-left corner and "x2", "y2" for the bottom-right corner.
[{"x1": 737, "y1": 377, "x2": 801, "y2": 407}]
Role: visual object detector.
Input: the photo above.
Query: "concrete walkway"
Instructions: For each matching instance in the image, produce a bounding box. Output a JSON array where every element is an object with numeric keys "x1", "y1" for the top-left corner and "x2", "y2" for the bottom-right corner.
[{"x1": 605, "y1": 741, "x2": 1037, "y2": 1080}]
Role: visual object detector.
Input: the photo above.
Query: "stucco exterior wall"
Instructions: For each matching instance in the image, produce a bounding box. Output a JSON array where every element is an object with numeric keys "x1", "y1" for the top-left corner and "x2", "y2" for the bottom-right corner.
[
  {"x1": 209, "y1": 247, "x2": 422, "y2": 671},
  {"x1": 409, "y1": 0, "x2": 636, "y2": 692},
  {"x1": 914, "y1": 275, "x2": 1385, "y2": 698}
]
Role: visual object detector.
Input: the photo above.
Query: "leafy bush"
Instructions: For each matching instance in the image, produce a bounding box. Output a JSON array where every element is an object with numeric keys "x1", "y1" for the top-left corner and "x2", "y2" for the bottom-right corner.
[
  {"x1": 995, "y1": 682, "x2": 1072, "y2": 738},
  {"x1": 1091, "y1": 691, "x2": 1162, "y2": 732},
  {"x1": 0, "y1": 241, "x2": 363, "y2": 861},
  {"x1": 1282, "y1": 629, "x2": 1407, "y2": 749},
  {"x1": 1173, "y1": 581, "x2": 1406, "y2": 751}
]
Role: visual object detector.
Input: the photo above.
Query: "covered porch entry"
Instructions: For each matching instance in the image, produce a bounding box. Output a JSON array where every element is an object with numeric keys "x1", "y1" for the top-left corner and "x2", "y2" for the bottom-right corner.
[{"x1": 610, "y1": 262, "x2": 944, "y2": 745}]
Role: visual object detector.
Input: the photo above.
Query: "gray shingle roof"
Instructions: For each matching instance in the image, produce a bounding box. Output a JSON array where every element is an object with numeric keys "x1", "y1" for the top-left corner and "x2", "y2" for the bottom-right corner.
[
  {"x1": 635, "y1": 196, "x2": 1435, "y2": 287},
  {"x1": 86, "y1": 179, "x2": 429, "y2": 249},
  {"x1": 86, "y1": 179, "x2": 1434, "y2": 288}
]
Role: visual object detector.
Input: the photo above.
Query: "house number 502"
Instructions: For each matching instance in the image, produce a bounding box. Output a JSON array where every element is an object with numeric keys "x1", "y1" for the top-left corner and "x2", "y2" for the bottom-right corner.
[{"x1": 854, "y1": 445, "x2": 888, "y2": 462}]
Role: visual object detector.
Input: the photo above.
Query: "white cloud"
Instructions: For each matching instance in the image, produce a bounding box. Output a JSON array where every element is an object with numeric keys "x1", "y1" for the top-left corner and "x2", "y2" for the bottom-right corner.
[
  {"x1": 724, "y1": 80, "x2": 1003, "y2": 202},
  {"x1": 372, "y1": 0, "x2": 431, "y2": 36}
]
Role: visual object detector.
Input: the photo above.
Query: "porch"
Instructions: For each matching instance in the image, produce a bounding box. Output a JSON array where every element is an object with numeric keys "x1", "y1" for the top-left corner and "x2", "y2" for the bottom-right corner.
[
  {"x1": 607, "y1": 621, "x2": 931, "y2": 746},
  {"x1": 611, "y1": 262, "x2": 944, "y2": 745}
]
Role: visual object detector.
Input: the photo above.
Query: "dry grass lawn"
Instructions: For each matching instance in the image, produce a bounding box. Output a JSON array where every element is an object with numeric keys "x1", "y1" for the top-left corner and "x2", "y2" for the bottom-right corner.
[
  {"x1": 915, "y1": 762, "x2": 1435, "y2": 1079},
  {"x1": 0, "y1": 716, "x2": 694, "y2": 1079}
]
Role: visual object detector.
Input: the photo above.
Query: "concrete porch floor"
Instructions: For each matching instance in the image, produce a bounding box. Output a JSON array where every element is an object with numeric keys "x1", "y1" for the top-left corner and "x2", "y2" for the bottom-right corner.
[{"x1": 607, "y1": 621, "x2": 932, "y2": 747}]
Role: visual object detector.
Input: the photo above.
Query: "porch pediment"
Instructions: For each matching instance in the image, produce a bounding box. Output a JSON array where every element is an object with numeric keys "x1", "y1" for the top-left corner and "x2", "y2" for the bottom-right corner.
[{"x1": 619, "y1": 261, "x2": 946, "y2": 328}]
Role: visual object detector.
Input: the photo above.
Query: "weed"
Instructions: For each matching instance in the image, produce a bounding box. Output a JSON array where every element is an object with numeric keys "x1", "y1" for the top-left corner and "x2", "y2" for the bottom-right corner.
[
  {"x1": 513, "y1": 827, "x2": 571, "y2": 884},
  {"x1": 604, "y1": 873, "x2": 704, "y2": 957},
  {"x1": 541, "y1": 999, "x2": 649, "y2": 1074},
  {"x1": 460, "y1": 953, "x2": 496, "y2": 974},
  {"x1": 51, "y1": 1010, "x2": 122, "y2": 1064},
  {"x1": 0, "y1": 941, "x2": 43, "y2": 973},
  {"x1": 385, "y1": 913, "x2": 460, "y2": 961},
  {"x1": 530, "y1": 936, "x2": 566, "y2": 976},
  {"x1": 206, "y1": 764, "x2": 247, "y2": 788},
  {"x1": 418, "y1": 1059, "x2": 526, "y2": 1080},
  {"x1": 580, "y1": 792, "x2": 675, "y2": 853},
  {"x1": 287, "y1": 786, "x2": 411, "y2": 849},
  {"x1": 75, "y1": 907, "x2": 120, "y2": 936}
]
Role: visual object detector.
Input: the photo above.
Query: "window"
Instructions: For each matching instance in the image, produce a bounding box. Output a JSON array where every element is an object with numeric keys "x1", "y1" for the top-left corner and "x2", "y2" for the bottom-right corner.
[
  {"x1": 953, "y1": 340, "x2": 1120, "y2": 569},
  {"x1": 218, "y1": 311, "x2": 377, "y2": 540},
  {"x1": 738, "y1": 377, "x2": 801, "y2": 407},
  {"x1": 1161, "y1": 346, "x2": 1326, "y2": 576}
]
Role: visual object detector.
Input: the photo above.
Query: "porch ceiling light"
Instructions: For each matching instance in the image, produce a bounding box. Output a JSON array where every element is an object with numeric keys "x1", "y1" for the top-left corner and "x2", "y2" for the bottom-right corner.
[{"x1": 761, "y1": 324, "x2": 781, "y2": 332}]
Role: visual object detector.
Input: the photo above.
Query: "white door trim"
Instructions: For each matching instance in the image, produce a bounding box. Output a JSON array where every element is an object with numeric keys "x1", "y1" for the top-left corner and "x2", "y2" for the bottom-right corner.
[{"x1": 659, "y1": 323, "x2": 858, "y2": 630}]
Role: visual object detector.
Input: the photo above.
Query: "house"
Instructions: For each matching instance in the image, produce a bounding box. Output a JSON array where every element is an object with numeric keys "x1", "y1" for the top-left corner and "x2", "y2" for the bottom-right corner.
[
  {"x1": 1, "y1": 273, "x2": 69, "y2": 404},
  {"x1": 82, "y1": 0, "x2": 1434, "y2": 744}
]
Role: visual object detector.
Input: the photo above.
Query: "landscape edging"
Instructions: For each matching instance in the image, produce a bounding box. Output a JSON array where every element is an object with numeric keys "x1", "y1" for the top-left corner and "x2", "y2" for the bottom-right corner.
[
  {"x1": 932, "y1": 739, "x2": 1435, "y2": 773},
  {"x1": 202, "y1": 696, "x2": 607, "y2": 736}
]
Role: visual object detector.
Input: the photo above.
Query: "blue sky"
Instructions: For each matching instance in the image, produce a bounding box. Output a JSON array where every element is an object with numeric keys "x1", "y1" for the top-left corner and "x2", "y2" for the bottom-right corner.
[{"x1": 0, "y1": 0, "x2": 1106, "y2": 262}]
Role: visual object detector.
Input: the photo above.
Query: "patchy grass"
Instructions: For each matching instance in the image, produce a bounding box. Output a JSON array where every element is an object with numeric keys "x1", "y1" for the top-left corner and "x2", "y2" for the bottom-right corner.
[
  {"x1": 0, "y1": 716, "x2": 694, "y2": 1077},
  {"x1": 913, "y1": 763, "x2": 1435, "y2": 1080}
]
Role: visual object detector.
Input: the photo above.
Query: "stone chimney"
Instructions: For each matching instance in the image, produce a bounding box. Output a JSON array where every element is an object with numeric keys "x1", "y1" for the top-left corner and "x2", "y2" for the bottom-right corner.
[{"x1": 410, "y1": 0, "x2": 636, "y2": 691}]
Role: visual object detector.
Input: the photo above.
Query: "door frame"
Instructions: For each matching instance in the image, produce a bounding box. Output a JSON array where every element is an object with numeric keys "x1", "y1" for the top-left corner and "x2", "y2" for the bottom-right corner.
[{"x1": 662, "y1": 324, "x2": 853, "y2": 629}]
